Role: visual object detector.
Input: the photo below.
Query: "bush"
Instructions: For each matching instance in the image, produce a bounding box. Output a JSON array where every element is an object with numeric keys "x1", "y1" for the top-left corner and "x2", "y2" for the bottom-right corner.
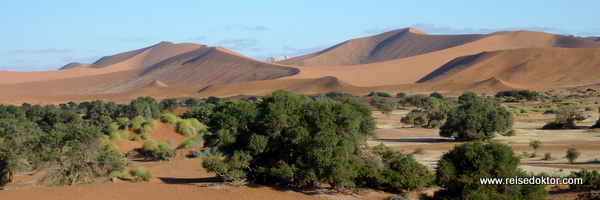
[
  {"x1": 141, "y1": 139, "x2": 158, "y2": 153},
  {"x1": 177, "y1": 118, "x2": 204, "y2": 138},
  {"x1": 366, "y1": 91, "x2": 392, "y2": 98},
  {"x1": 396, "y1": 92, "x2": 406, "y2": 98},
  {"x1": 145, "y1": 119, "x2": 157, "y2": 129},
  {"x1": 544, "y1": 153, "x2": 552, "y2": 160},
  {"x1": 133, "y1": 166, "x2": 152, "y2": 182},
  {"x1": 130, "y1": 115, "x2": 145, "y2": 131},
  {"x1": 566, "y1": 147, "x2": 581, "y2": 164},
  {"x1": 116, "y1": 117, "x2": 130, "y2": 126},
  {"x1": 440, "y1": 97, "x2": 513, "y2": 141},
  {"x1": 178, "y1": 134, "x2": 204, "y2": 149},
  {"x1": 567, "y1": 168, "x2": 600, "y2": 189},
  {"x1": 586, "y1": 106, "x2": 599, "y2": 111},
  {"x1": 139, "y1": 125, "x2": 151, "y2": 140},
  {"x1": 400, "y1": 97, "x2": 450, "y2": 128},
  {"x1": 542, "y1": 106, "x2": 585, "y2": 129},
  {"x1": 504, "y1": 129, "x2": 516, "y2": 136},
  {"x1": 152, "y1": 142, "x2": 174, "y2": 161},
  {"x1": 160, "y1": 113, "x2": 180, "y2": 124},
  {"x1": 434, "y1": 141, "x2": 547, "y2": 199},
  {"x1": 412, "y1": 147, "x2": 426, "y2": 155}
]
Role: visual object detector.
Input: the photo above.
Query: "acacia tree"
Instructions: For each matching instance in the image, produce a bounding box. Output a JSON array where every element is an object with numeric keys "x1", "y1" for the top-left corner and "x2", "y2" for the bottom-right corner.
[
  {"x1": 440, "y1": 95, "x2": 513, "y2": 141},
  {"x1": 543, "y1": 106, "x2": 586, "y2": 129},
  {"x1": 160, "y1": 98, "x2": 181, "y2": 113},
  {"x1": 202, "y1": 90, "x2": 429, "y2": 190},
  {"x1": 435, "y1": 141, "x2": 547, "y2": 199},
  {"x1": 400, "y1": 97, "x2": 450, "y2": 128}
]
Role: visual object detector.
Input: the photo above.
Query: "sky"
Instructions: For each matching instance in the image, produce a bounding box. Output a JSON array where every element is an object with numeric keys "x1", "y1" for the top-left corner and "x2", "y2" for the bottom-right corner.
[{"x1": 1, "y1": 1, "x2": 599, "y2": 71}]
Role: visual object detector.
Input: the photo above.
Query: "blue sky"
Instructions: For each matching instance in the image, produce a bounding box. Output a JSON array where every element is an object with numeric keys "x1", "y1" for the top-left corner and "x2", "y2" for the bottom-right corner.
[{"x1": 1, "y1": 1, "x2": 599, "y2": 71}]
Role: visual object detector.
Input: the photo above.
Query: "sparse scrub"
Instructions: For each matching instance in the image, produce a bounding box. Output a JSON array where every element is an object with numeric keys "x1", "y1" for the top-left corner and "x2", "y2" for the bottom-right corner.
[
  {"x1": 566, "y1": 147, "x2": 581, "y2": 164},
  {"x1": 177, "y1": 118, "x2": 204, "y2": 137},
  {"x1": 567, "y1": 168, "x2": 600, "y2": 189},
  {"x1": 152, "y1": 142, "x2": 174, "y2": 161},
  {"x1": 585, "y1": 106, "x2": 599, "y2": 111},
  {"x1": 141, "y1": 139, "x2": 158, "y2": 153},
  {"x1": 529, "y1": 140, "x2": 542, "y2": 153},
  {"x1": 178, "y1": 134, "x2": 204, "y2": 149},
  {"x1": 139, "y1": 125, "x2": 152, "y2": 140},
  {"x1": 145, "y1": 119, "x2": 157, "y2": 129},
  {"x1": 412, "y1": 147, "x2": 426, "y2": 155},
  {"x1": 544, "y1": 153, "x2": 552, "y2": 160},
  {"x1": 130, "y1": 115, "x2": 145, "y2": 131},
  {"x1": 133, "y1": 166, "x2": 152, "y2": 182},
  {"x1": 160, "y1": 113, "x2": 180, "y2": 124}
]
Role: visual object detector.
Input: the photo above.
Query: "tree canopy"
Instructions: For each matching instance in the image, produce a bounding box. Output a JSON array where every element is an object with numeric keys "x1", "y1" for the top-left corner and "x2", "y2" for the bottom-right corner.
[{"x1": 440, "y1": 95, "x2": 513, "y2": 141}]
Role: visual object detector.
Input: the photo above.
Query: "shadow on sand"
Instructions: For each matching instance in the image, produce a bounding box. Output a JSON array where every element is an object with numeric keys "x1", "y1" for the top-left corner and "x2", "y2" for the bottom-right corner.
[
  {"x1": 157, "y1": 176, "x2": 222, "y2": 184},
  {"x1": 377, "y1": 138, "x2": 455, "y2": 143}
]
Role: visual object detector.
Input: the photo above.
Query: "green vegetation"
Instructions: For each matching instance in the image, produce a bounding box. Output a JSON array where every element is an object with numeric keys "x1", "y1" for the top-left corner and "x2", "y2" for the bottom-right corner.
[
  {"x1": 542, "y1": 106, "x2": 586, "y2": 129},
  {"x1": 177, "y1": 118, "x2": 205, "y2": 138},
  {"x1": 544, "y1": 153, "x2": 552, "y2": 160},
  {"x1": 366, "y1": 91, "x2": 392, "y2": 98},
  {"x1": 370, "y1": 96, "x2": 397, "y2": 116},
  {"x1": 178, "y1": 134, "x2": 204, "y2": 149},
  {"x1": 529, "y1": 140, "x2": 542, "y2": 154},
  {"x1": 429, "y1": 92, "x2": 443, "y2": 100},
  {"x1": 434, "y1": 141, "x2": 547, "y2": 199},
  {"x1": 180, "y1": 104, "x2": 215, "y2": 123},
  {"x1": 400, "y1": 97, "x2": 450, "y2": 128},
  {"x1": 566, "y1": 147, "x2": 581, "y2": 164},
  {"x1": 160, "y1": 113, "x2": 180, "y2": 124},
  {"x1": 201, "y1": 90, "x2": 431, "y2": 191},
  {"x1": 133, "y1": 166, "x2": 152, "y2": 182},
  {"x1": 159, "y1": 98, "x2": 181, "y2": 113},
  {"x1": 495, "y1": 90, "x2": 540, "y2": 101},
  {"x1": 566, "y1": 168, "x2": 600, "y2": 189},
  {"x1": 439, "y1": 94, "x2": 514, "y2": 141}
]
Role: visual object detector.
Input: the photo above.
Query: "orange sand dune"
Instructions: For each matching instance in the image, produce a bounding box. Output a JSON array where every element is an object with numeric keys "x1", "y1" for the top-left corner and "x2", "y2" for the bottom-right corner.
[
  {"x1": 281, "y1": 30, "x2": 600, "y2": 87},
  {"x1": 0, "y1": 76, "x2": 549, "y2": 105},
  {"x1": 96, "y1": 46, "x2": 299, "y2": 93},
  {"x1": 419, "y1": 47, "x2": 600, "y2": 87},
  {"x1": 277, "y1": 28, "x2": 600, "y2": 67}
]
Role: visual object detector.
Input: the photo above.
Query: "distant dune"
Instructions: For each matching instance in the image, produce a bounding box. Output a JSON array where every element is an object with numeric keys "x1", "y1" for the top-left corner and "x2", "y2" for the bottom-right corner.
[
  {"x1": 418, "y1": 47, "x2": 600, "y2": 87},
  {"x1": 1, "y1": 28, "x2": 599, "y2": 103}
]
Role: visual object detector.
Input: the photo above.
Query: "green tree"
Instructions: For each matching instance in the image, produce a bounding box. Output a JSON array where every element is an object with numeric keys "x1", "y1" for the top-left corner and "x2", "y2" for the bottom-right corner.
[
  {"x1": 429, "y1": 92, "x2": 444, "y2": 100},
  {"x1": 435, "y1": 141, "x2": 547, "y2": 199},
  {"x1": 184, "y1": 98, "x2": 199, "y2": 107},
  {"x1": 566, "y1": 147, "x2": 581, "y2": 164},
  {"x1": 372, "y1": 97, "x2": 397, "y2": 117},
  {"x1": 529, "y1": 140, "x2": 542, "y2": 153},
  {"x1": 159, "y1": 98, "x2": 181, "y2": 113},
  {"x1": 400, "y1": 97, "x2": 450, "y2": 128},
  {"x1": 128, "y1": 96, "x2": 161, "y2": 119},
  {"x1": 543, "y1": 106, "x2": 586, "y2": 129},
  {"x1": 0, "y1": 119, "x2": 41, "y2": 185},
  {"x1": 458, "y1": 91, "x2": 478, "y2": 104},
  {"x1": 203, "y1": 90, "x2": 428, "y2": 190},
  {"x1": 440, "y1": 97, "x2": 513, "y2": 141}
]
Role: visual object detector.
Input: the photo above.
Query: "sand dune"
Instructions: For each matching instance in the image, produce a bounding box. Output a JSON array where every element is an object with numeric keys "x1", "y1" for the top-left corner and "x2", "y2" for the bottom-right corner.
[
  {"x1": 282, "y1": 30, "x2": 600, "y2": 87},
  {"x1": 418, "y1": 47, "x2": 600, "y2": 87},
  {"x1": 277, "y1": 28, "x2": 600, "y2": 67},
  {"x1": 95, "y1": 46, "x2": 299, "y2": 93}
]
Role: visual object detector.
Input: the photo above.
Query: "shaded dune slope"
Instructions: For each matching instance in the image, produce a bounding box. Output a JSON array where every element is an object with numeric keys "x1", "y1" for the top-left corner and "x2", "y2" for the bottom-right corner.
[
  {"x1": 95, "y1": 46, "x2": 300, "y2": 93},
  {"x1": 418, "y1": 47, "x2": 600, "y2": 87}
]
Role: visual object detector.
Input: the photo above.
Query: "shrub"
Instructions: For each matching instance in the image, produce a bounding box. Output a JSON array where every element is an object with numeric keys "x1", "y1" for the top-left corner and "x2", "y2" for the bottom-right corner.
[
  {"x1": 396, "y1": 92, "x2": 406, "y2": 98},
  {"x1": 141, "y1": 139, "x2": 158, "y2": 153},
  {"x1": 152, "y1": 142, "x2": 174, "y2": 161},
  {"x1": 130, "y1": 115, "x2": 145, "y2": 131},
  {"x1": 139, "y1": 126, "x2": 151, "y2": 140},
  {"x1": 133, "y1": 166, "x2": 152, "y2": 182},
  {"x1": 116, "y1": 117, "x2": 130, "y2": 127},
  {"x1": 567, "y1": 168, "x2": 600, "y2": 189},
  {"x1": 105, "y1": 143, "x2": 118, "y2": 152},
  {"x1": 145, "y1": 119, "x2": 157, "y2": 129},
  {"x1": 177, "y1": 118, "x2": 204, "y2": 137},
  {"x1": 544, "y1": 153, "x2": 552, "y2": 160},
  {"x1": 412, "y1": 147, "x2": 426, "y2": 155},
  {"x1": 434, "y1": 141, "x2": 547, "y2": 199},
  {"x1": 440, "y1": 97, "x2": 513, "y2": 141},
  {"x1": 504, "y1": 129, "x2": 516, "y2": 136},
  {"x1": 160, "y1": 113, "x2": 179, "y2": 124},
  {"x1": 529, "y1": 140, "x2": 542, "y2": 153},
  {"x1": 585, "y1": 106, "x2": 599, "y2": 111},
  {"x1": 400, "y1": 97, "x2": 450, "y2": 128},
  {"x1": 566, "y1": 147, "x2": 581, "y2": 164},
  {"x1": 107, "y1": 122, "x2": 119, "y2": 133},
  {"x1": 178, "y1": 134, "x2": 204, "y2": 149},
  {"x1": 110, "y1": 131, "x2": 123, "y2": 141},
  {"x1": 366, "y1": 91, "x2": 392, "y2": 98},
  {"x1": 542, "y1": 106, "x2": 585, "y2": 129}
]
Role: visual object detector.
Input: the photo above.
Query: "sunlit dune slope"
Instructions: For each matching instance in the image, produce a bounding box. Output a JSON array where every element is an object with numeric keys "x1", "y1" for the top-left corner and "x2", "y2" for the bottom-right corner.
[
  {"x1": 282, "y1": 30, "x2": 600, "y2": 86},
  {"x1": 418, "y1": 47, "x2": 600, "y2": 87}
]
